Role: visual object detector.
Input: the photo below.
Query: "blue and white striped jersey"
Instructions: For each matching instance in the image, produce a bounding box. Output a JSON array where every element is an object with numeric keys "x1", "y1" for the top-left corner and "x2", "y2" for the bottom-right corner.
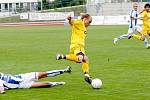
[
  {"x1": 129, "y1": 10, "x2": 139, "y2": 28},
  {"x1": 0, "y1": 72, "x2": 23, "y2": 89}
]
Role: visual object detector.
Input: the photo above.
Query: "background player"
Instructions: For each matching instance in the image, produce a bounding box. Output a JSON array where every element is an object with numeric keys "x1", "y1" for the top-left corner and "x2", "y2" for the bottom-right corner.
[
  {"x1": 113, "y1": 3, "x2": 149, "y2": 47},
  {"x1": 131, "y1": 3, "x2": 150, "y2": 48},
  {"x1": 56, "y1": 13, "x2": 92, "y2": 85},
  {"x1": 0, "y1": 66, "x2": 71, "y2": 94}
]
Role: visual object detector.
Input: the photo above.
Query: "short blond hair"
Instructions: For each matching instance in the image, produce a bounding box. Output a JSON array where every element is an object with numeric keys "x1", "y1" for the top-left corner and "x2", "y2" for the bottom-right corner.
[
  {"x1": 133, "y1": 2, "x2": 138, "y2": 7},
  {"x1": 80, "y1": 13, "x2": 91, "y2": 19}
]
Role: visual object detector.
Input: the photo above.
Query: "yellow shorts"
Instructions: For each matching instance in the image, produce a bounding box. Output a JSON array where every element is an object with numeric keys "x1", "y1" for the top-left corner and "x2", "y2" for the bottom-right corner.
[
  {"x1": 141, "y1": 28, "x2": 150, "y2": 35},
  {"x1": 69, "y1": 45, "x2": 85, "y2": 55}
]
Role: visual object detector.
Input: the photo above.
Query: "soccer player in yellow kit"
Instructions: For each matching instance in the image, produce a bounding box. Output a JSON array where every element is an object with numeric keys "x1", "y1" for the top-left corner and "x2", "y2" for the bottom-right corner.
[
  {"x1": 56, "y1": 14, "x2": 92, "y2": 84},
  {"x1": 132, "y1": 3, "x2": 150, "y2": 48}
]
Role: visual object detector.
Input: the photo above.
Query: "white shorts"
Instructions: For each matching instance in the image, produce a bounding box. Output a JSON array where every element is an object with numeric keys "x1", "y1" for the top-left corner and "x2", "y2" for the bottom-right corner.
[
  {"x1": 128, "y1": 25, "x2": 142, "y2": 34},
  {"x1": 18, "y1": 72, "x2": 38, "y2": 89}
]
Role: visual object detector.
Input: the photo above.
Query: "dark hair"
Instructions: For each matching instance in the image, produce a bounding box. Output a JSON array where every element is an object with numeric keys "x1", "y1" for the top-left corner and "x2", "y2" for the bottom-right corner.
[{"x1": 144, "y1": 3, "x2": 150, "y2": 8}]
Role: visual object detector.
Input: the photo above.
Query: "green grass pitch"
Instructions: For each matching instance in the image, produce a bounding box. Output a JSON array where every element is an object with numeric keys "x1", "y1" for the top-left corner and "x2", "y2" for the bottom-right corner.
[{"x1": 0, "y1": 25, "x2": 149, "y2": 100}]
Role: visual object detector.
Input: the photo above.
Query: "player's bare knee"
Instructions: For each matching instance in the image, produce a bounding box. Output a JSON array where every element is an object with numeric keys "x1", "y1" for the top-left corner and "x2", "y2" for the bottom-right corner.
[
  {"x1": 78, "y1": 55, "x2": 84, "y2": 62},
  {"x1": 38, "y1": 72, "x2": 47, "y2": 79},
  {"x1": 83, "y1": 55, "x2": 88, "y2": 62}
]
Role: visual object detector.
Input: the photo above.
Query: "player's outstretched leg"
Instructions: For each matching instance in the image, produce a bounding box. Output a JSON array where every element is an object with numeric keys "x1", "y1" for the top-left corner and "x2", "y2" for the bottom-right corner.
[
  {"x1": 56, "y1": 53, "x2": 79, "y2": 63},
  {"x1": 56, "y1": 53, "x2": 92, "y2": 84},
  {"x1": 37, "y1": 66, "x2": 71, "y2": 79},
  {"x1": 113, "y1": 34, "x2": 129, "y2": 45},
  {"x1": 31, "y1": 82, "x2": 66, "y2": 88},
  {"x1": 132, "y1": 34, "x2": 150, "y2": 49},
  {"x1": 82, "y1": 61, "x2": 92, "y2": 84},
  {"x1": 79, "y1": 54, "x2": 92, "y2": 84},
  {"x1": 31, "y1": 67, "x2": 70, "y2": 88}
]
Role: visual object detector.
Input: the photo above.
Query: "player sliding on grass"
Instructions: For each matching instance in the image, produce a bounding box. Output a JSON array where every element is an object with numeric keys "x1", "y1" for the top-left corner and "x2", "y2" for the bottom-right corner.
[
  {"x1": 56, "y1": 13, "x2": 92, "y2": 84},
  {"x1": 130, "y1": 3, "x2": 150, "y2": 48},
  {"x1": 113, "y1": 3, "x2": 149, "y2": 48},
  {"x1": 0, "y1": 66, "x2": 71, "y2": 94}
]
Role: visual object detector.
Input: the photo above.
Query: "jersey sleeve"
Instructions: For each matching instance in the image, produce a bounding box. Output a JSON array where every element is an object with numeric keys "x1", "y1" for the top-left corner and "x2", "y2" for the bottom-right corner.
[
  {"x1": 129, "y1": 10, "x2": 134, "y2": 17},
  {"x1": 140, "y1": 11, "x2": 147, "y2": 18}
]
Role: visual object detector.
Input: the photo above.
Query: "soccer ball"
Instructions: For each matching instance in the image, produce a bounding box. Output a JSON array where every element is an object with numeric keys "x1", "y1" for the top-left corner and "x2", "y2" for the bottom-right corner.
[{"x1": 91, "y1": 78, "x2": 102, "y2": 89}]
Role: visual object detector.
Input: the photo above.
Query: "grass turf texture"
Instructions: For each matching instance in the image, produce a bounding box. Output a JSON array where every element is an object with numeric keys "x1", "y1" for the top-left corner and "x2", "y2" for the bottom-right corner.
[{"x1": 0, "y1": 25, "x2": 149, "y2": 100}]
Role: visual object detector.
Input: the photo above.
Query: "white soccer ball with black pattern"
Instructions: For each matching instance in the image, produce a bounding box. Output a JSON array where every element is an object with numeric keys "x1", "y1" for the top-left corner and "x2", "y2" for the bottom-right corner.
[{"x1": 91, "y1": 78, "x2": 102, "y2": 89}]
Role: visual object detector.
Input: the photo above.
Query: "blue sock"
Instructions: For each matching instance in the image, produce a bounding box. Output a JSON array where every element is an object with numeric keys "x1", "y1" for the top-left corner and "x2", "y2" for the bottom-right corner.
[
  {"x1": 47, "y1": 70, "x2": 64, "y2": 77},
  {"x1": 144, "y1": 38, "x2": 148, "y2": 46}
]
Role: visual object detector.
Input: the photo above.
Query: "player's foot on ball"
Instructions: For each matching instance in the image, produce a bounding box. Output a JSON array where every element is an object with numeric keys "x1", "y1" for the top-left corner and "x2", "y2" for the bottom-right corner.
[
  {"x1": 64, "y1": 66, "x2": 72, "y2": 73},
  {"x1": 113, "y1": 38, "x2": 118, "y2": 45},
  {"x1": 84, "y1": 74, "x2": 92, "y2": 84},
  {"x1": 56, "y1": 54, "x2": 63, "y2": 60}
]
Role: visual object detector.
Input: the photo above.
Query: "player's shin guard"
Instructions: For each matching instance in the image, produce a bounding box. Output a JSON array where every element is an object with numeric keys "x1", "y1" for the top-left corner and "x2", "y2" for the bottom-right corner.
[
  {"x1": 82, "y1": 62, "x2": 89, "y2": 74},
  {"x1": 47, "y1": 70, "x2": 64, "y2": 77},
  {"x1": 66, "y1": 54, "x2": 79, "y2": 62}
]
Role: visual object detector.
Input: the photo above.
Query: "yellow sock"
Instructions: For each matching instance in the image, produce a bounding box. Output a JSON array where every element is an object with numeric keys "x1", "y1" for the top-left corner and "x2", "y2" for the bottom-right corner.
[
  {"x1": 66, "y1": 54, "x2": 79, "y2": 62},
  {"x1": 133, "y1": 34, "x2": 144, "y2": 41},
  {"x1": 82, "y1": 62, "x2": 89, "y2": 74}
]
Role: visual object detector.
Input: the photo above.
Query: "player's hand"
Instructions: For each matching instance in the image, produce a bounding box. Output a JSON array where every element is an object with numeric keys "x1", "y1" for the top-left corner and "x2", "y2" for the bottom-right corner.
[{"x1": 67, "y1": 16, "x2": 72, "y2": 21}]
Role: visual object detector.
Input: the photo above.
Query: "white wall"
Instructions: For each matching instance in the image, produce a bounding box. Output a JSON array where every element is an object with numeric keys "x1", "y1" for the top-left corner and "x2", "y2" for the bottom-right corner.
[
  {"x1": 28, "y1": 12, "x2": 74, "y2": 21},
  {"x1": 0, "y1": 0, "x2": 40, "y2": 3},
  {"x1": 87, "y1": 2, "x2": 146, "y2": 16},
  {"x1": 91, "y1": 15, "x2": 142, "y2": 25}
]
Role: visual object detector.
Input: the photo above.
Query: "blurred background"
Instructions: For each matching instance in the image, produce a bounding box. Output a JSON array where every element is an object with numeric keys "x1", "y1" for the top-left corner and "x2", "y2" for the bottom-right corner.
[{"x1": 0, "y1": 0, "x2": 149, "y2": 25}]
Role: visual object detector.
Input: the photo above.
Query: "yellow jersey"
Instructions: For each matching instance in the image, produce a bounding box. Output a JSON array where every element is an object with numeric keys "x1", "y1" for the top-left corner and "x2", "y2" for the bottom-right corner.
[
  {"x1": 70, "y1": 19, "x2": 87, "y2": 48},
  {"x1": 148, "y1": 12, "x2": 150, "y2": 30},
  {"x1": 141, "y1": 11, "x2": 150, "y2": 30}
]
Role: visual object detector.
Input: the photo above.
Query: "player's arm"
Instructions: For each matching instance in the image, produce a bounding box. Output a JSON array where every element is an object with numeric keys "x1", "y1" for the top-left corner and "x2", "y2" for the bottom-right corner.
[
  {"x1": 138, "y1": 11, "x2": 148, "y2": 20},
  {"x1": 138, "y1": 13, "x2": 144, "y2": 20},
  {"x1": 129, "y1": 10, "x2": 136, "y2": 20},
  {"x1": 137, "y1": 15, "x2": 143, "y2": 20},
  {"x1": 67, "y1": 16, "x2": 74, "y2": 26},
  {"x1": 130, "y1": 11, "x2": 138, "y2": 20},
  {"x1": 0, "y1": 80, "x2": 5, "y2": 94},
  {"x1": 130, "y1": 16, "x2": 137, "y2": 20},
  {"x1": 139, "y1": 9, "x2": 145, "y2": 14}
]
